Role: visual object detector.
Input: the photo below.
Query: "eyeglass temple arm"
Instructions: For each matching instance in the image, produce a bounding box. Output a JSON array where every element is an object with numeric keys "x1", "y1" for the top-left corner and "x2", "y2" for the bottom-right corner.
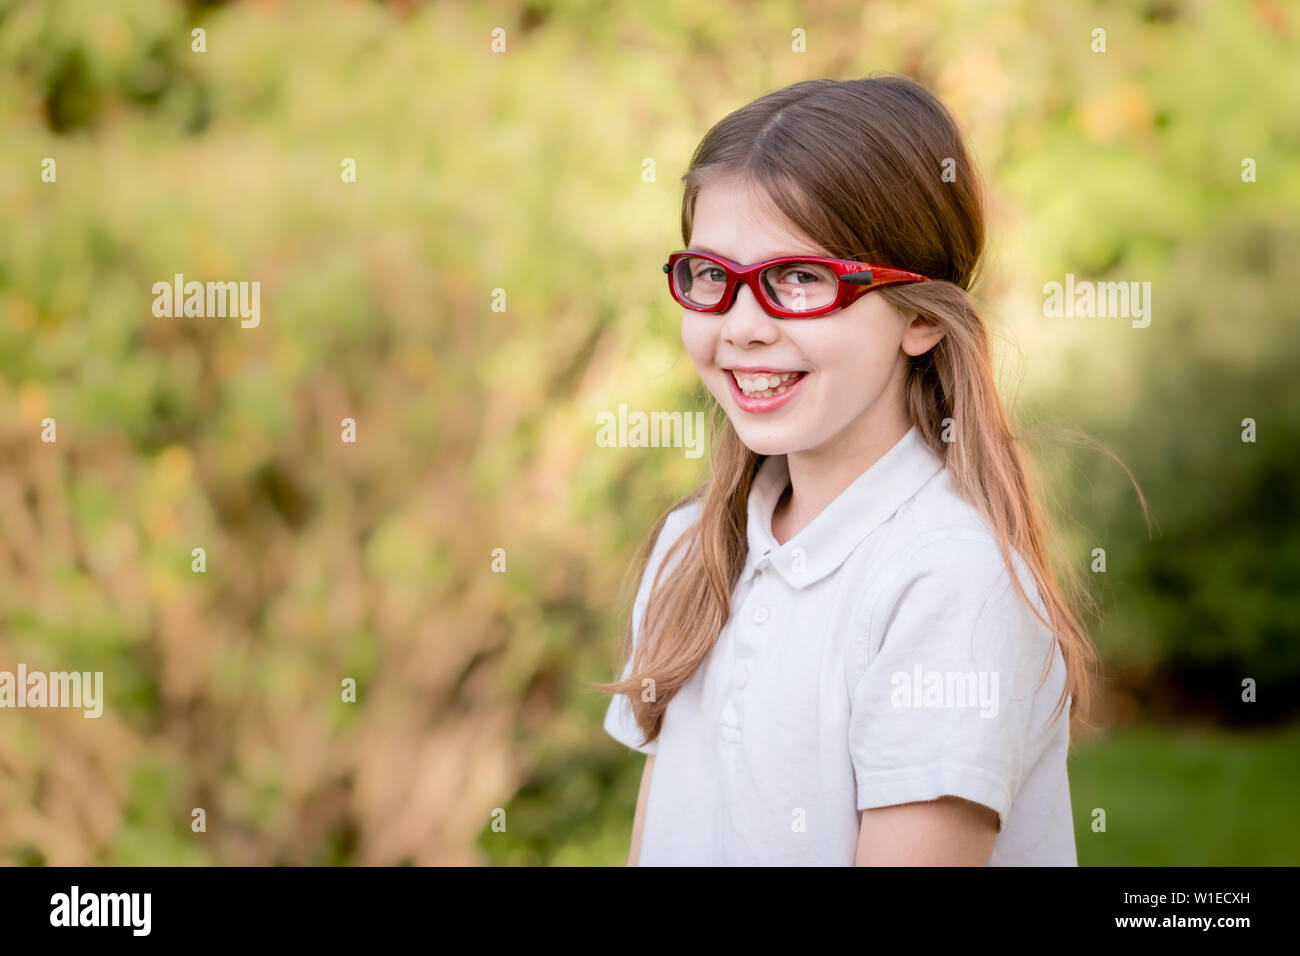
[{"x1": 842, "y1": 269, "x2": 931, "y2": 285}]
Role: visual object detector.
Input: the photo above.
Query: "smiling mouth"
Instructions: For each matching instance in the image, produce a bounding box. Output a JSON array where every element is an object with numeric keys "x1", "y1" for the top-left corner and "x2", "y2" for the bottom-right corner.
[{"x1": 728, "y1": 369, "x2": 807, "y2": 398}]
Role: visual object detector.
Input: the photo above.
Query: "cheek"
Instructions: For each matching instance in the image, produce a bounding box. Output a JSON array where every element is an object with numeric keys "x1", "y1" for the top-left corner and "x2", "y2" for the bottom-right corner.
[
  {"x1": 680, "y1": 314, "x2": 718, "y2": 368},
  {"x1": 814, "y1": 304, "x2": 905, "y2": 378}
]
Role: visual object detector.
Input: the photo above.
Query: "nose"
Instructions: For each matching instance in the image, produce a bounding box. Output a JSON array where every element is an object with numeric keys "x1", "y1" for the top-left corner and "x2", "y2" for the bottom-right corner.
[{"x1": 720, "y1": 280, "x2": 780, "y2": 347}]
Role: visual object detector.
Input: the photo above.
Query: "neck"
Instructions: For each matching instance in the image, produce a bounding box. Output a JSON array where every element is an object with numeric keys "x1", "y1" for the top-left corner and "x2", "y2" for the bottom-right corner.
[{"x1": 771, "y1": 404, "x2": 912, "y2": 546}]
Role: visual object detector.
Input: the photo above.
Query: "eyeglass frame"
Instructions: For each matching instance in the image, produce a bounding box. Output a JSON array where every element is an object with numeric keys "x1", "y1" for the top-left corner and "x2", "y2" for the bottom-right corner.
[{"x1": 662, "y1": 249, "x2": 931, "y2": 318}]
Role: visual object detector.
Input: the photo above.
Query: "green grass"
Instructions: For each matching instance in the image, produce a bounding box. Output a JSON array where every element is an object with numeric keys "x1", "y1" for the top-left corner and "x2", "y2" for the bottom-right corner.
[{"x1": 1071, "y1": 722, "x2": 1300, "y2": 865}]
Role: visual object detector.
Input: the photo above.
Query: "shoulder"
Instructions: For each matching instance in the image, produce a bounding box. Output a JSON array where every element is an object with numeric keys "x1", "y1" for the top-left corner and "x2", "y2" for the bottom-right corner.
[
  {"x1": 849, "y1": 515, "x2": 1062, "y2": 721},
  {"x1": 625, "y1": 497, "x2": 703, "y2": 655},
  {"x1": 850, "y1": 471, "x2": 1050, "y2": 661},
  {"x1": 866, "y1": 469, "x2": 1043, "y2": 613},
  {"x1": 904, "y1": 467, "x2": 1000, "y2": 546},
  {"x1": 649, "y1": 497, "x2": 703, "y2": 564},
  {"x1": 660, "y1": 497, "x2": 703, "y2": 546},
  {"x1": 636, "y1": 497, "x2": 704, "y2": 594}
]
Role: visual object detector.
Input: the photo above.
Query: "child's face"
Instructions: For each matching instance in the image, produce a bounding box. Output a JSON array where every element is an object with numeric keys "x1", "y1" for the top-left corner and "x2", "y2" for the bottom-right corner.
[{"x1": 681, "y1": 175, "x2": 933, "y2": 460}]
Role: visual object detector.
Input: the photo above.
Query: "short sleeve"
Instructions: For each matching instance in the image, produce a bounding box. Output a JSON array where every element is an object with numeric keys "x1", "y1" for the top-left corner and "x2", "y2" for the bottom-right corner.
[
  {"x1": 848, "y1": 533, "x2": 1065, "y2": 829},
  {"x1": 603, "y1": 503, "x2": 699, "y2": 755}
]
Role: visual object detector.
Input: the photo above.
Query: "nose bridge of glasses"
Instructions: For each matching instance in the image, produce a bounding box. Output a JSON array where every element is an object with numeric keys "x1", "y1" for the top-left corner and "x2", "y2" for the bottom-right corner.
[
  {"x1": 719, "y1": 270, "x2": 774, "y2": 321},
  {"x1": 741, "y1": 268, "x2": 783, "y2": 311},
  {"x1": 710, "y1": 257, "x2": 774, "y2": 302}
]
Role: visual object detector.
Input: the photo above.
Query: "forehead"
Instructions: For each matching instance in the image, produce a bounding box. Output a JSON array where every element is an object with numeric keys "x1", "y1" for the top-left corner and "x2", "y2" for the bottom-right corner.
[{"x1": 688, "y1": 176, "x2": 831, "y2": 261}]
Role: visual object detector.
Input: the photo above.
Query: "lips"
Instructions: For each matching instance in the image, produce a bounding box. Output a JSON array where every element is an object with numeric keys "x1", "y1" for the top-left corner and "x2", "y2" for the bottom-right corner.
[{"x1": 724, "y1": 367, "x2": 808, "y2": 413}]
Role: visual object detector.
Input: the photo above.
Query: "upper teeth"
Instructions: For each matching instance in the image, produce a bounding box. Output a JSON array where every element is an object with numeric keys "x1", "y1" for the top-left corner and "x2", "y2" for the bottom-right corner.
[{"x1": 734, "y1": 371, "x2": 800, "y2": 393}]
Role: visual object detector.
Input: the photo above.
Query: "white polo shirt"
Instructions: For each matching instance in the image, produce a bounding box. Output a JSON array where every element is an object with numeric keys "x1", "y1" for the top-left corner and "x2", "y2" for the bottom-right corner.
[{"x1": 603, "y1": 424, "x2": 1077, "y2": 865}]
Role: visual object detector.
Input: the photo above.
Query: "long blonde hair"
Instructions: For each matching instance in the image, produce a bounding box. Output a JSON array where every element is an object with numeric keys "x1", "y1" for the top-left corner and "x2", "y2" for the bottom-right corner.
[{"x1": 598, "y1": 75, "x2": 1146, "y2": 747}]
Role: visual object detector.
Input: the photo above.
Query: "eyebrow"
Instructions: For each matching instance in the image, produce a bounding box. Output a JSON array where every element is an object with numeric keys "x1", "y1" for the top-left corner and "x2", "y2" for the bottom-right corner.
[{"x1": 689, "y1": 244, "x2": 831, "y2": 261}]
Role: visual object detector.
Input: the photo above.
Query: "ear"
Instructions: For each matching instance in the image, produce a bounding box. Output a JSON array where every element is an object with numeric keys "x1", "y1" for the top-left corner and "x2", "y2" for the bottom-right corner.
[{"x1": 901, "y1": 312, "x2": 945, "y2": 357}]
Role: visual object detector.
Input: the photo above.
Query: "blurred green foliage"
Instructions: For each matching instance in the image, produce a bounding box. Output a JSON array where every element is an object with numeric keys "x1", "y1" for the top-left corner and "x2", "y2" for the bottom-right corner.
[{"x1": 0, "y1": 0, "x2": 1296, "y2": 865}]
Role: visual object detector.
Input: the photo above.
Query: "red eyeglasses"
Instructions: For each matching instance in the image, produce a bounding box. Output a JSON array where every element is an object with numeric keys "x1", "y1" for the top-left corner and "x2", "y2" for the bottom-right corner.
[{"x1": 663, "y1": 250, "x2": 930, "y2": 318}]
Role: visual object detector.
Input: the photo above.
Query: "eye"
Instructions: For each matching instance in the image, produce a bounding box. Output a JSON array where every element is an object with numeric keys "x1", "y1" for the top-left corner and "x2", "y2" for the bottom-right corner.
[
  {"x1": 695, "y1": 265, "x2": 726, "y2": 283},
  {"x1": 773, "y1": 267, "x2": 832, "y2": 288}
]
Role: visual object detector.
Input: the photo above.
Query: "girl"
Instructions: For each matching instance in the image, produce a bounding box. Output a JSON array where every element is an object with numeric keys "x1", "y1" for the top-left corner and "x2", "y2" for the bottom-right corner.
[{"x1": 599, "y1": 75, "x2": 1103, "y2": 866}]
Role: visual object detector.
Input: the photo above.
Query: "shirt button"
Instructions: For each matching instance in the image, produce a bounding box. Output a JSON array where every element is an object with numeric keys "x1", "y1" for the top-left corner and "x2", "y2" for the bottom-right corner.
[
  {"x1": 753, "y1": 607, "x2": 769, "y2": 625},
  {"x1": 737, "y1": 668, "x2": 748, "y2": 688}
]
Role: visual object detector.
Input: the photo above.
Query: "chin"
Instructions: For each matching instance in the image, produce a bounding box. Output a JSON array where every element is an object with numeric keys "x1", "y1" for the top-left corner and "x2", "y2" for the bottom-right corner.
[{"x1": 728, "y1": 427, "x2": 801, "y2": 458}]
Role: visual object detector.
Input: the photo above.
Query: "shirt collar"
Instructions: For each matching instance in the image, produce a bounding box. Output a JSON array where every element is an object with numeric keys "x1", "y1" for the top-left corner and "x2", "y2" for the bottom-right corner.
[{"x1": 742, "y1": 424, "x2": 945, "y2": 590}]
